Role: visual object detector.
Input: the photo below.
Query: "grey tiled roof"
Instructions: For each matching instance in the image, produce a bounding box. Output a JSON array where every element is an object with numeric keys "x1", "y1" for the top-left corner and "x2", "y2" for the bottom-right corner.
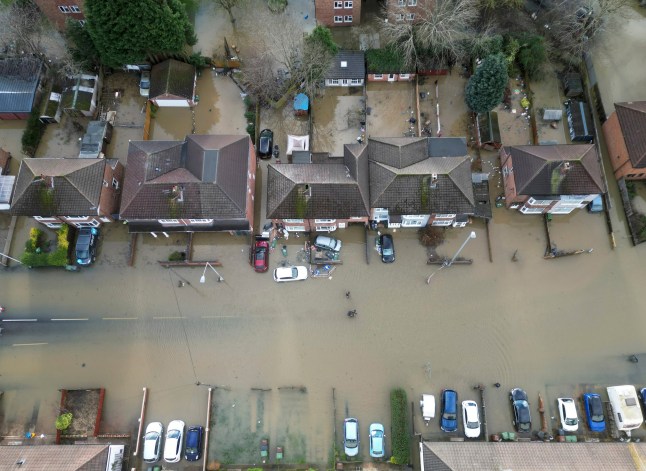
[
  {"x1": 368, "y1": 137, "x2": 428, "y2": 169},
  {"x1": 10, "y1": 158, "x2": 105, "y2": 216},
  {"x1": 422, "y1": 442, "x2": 646, "y2": 470},
  {"x1": 615, "y1": 101, "x2": 646, "y2": 168},
  {"x1": 504, "y1": 144, "x2": 603, "y2": 196},
  {"x1": 428, "y1": 137, "x2": 467, "y2": 157},
  {"x1": 0, "y1": 57, "x2": 42, "y2": 113},
  {"x1": 120, "y1": 135, "x2": 251, "y2": 221},
  {"x1": 0, "y1": 444, "x2": 110, "y2": 470},
  {"x1": 150, "y1": 59, "x2": 196, "y2": 101},
  {"x1": 327, "y1": 50, "x2": 365, "y2": 80}
]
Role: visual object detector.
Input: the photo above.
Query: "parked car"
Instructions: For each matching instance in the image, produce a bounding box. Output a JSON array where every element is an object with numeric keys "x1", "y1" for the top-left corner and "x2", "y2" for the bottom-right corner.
[
  {"x1": 343, "y1": 418, "x2": 359, "y2": 457},
  {"x1": 139, "y1": 71, "x2": 151, "y2": 97},
  {"x1": 273, "y1": 266, "x2": 308, "y2": 282},
  {"x1": 379, "y1": 234, "x2": 395, "y2": 263},
  {"x1": 184, "y1": 425, "x2": 204, "y2": 461},
  {"x1": 461, "y1": 400, "x2": 481, "y2": 438},
  {"x1": 164, "y1": 420, "x2": 185, "y2": 463},
  {"x1": 510, "y1": 388, "x2": 531, "y2": 433},
  {"x1": 557, "y1": 397, "x2": 579, "y2": 432},
  {"x1": 251, "y1": 237, "x2": 269, "y2": 273},
  {"x1": 75, "y1": 227, "x2": 99, "y2": 266},
  {"x1": 258, "y1": 129, "x2": 274, "y2": 159},
  {"x1": 440, "y1": 389, "x2": 458, "y2": 432},
  {"x1": 314, "y1": 235, "x2": 342, "y2": 252},
  {"x1": 369, "y1": 423, "x2": 385, "y2": 458},
  {"x1": 583, "y1": 392, "x2": 606, "y2": 432},
  {"x1": 143, "y1": 422, "x2": 163, "y2": 463}
]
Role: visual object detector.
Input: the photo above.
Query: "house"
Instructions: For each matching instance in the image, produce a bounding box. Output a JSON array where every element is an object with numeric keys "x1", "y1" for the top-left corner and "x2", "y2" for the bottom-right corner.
[
  {"x1": 119, "y1": 134, "x2": 256, "y2": 233},
  {"x1": 315, "y1": 0, "x2": 360, "y2": 26},
  {"x1": 33, "y1": 0, "x2": 85, "y2": 31},
  {"x1": 10, "y1": 158, "x2": 124, "y2": 228},
  {"x1": 385, "y1": 0, "x2": 430, "y2": 23},
  {"x1": 366, "y1": 48, "x2": 415, "y2": 82},
  {"x1": 565, "y1": 99, "x2": 594, "y2": 142},
  {"x1": 369, "y1": 137, "x2": 476, "y2": 228},
  {"x1": 266, "y1": 147, "x2": 370, "y2": 232},
  {"x1": 325, "y1": 51, "x2": 365, "y2": 87},
  {"x1": 61, "y1": 74, "x2": 100, "y2": 118},
  {"x1": 149, "y1": 59, "x2": 197, "y2": 107},
  {"x1": 603, "y1": 101, "x2": 646, "y2": 180},
  {"x1": 419, "y1": 441, "x2": 646, "y2": 471},
  {"x1": 0, "y1": 57, "x2": 45, "y2": 120},
  {"x1": 500, "y1": 144, "x2": 604, "y2": 214},
  {"x1": 79, "y1": 120, "x2": 113, "y2": 158}
]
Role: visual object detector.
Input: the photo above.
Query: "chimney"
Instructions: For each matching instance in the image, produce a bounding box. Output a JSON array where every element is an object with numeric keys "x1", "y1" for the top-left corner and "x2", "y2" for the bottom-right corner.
[{"x1": 40, "y1": 174, "x2": 54, "y2": 189}]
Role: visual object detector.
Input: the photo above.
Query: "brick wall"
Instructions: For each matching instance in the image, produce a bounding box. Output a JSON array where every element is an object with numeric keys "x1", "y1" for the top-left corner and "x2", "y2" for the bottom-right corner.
[
  {"x1": 34, "y1": 0, "x2": 85, "y2": 31},
  {"x1": 315, "y1": 0, "x2": 361, "y2": 27}
]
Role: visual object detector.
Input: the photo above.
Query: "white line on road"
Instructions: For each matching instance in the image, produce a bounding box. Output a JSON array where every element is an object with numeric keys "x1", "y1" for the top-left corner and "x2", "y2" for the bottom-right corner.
[
  {"x1": 2, "y1": 319, "x2": 38, "y2": 322},
  {"x1": 102, "y1": 317, "x2": 138, "y2": 320},
  {"x1": 51, "y1": 318, "x2": 89, "y2": 321},
  {"x1": 12, "y1": 343, "x2": 48, "y2": 347},
  {"x1": 201, "y1": 316, "x2": 236, "y2": 319},
  {"x1": 153, "y1": 316, "x2": 186, "y2": 320}
]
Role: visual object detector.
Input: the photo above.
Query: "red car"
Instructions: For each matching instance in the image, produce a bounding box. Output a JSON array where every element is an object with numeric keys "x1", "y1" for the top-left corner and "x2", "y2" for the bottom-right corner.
[{"x1": 251, "y1": 237, "x2": 270, "y2": 272}]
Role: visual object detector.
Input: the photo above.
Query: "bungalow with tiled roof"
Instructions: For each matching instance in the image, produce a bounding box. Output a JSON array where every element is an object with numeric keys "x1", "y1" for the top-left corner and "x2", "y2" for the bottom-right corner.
[
  {"x1": 119, "y1": 134, "x2": 255, "y2": 233},
  {"x1": 603, "y1": 101, "x2": 646, "y2": 181},
  {"x1": 10, "y1": 158, "x2": 123, "y2": 228},
  {"x1": 149, "y1": 59, "x2": 196, "y2": 107},
  {"x1": 325, "y1": 50, "x2": 365, "y2": 87},
  {"x1": 500, "y1": 144, "x2": 604, "y2": 214}
]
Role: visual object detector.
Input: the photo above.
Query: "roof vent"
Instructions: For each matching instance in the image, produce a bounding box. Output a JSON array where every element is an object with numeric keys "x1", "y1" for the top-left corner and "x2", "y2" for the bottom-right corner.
[{"x1": 341, "y1": 61, "x2": 348, "y2": 68}]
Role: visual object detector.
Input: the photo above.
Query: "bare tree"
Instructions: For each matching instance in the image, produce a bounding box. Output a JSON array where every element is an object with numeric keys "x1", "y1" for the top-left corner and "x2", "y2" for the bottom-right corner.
[
  {"x1": 0, "y1": 1, "x2": 45, "y2": 55},
  {"x1": 211, "y1": 0, "x2": 247, "y2": 25}
]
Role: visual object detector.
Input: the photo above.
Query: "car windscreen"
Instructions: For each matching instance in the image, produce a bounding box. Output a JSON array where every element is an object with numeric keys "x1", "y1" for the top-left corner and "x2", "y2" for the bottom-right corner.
[
  {"x1": 260, "y1": 137, "x2": 270, "y2": 152},
  {"x1": 566, "y1": 417, "x2": 577, "y2": 426},
  {"x1": 168, "y1": 430, "x2": 180, "y2": 439},
  {"x1": 467, "y1": 420, "x2": 479, "y2": 428}
]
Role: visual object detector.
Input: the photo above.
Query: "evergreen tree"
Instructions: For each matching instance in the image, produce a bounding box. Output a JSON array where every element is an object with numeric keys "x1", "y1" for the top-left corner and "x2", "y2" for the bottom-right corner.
[{"x1": 465, "y1": 53, "x2": 508, "y2": 114}]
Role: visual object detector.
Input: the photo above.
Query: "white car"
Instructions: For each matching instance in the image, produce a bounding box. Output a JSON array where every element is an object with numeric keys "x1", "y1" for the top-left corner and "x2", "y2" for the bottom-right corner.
[
  {"x1": 461, "y1": 400, "x2": 481, "y2": 438},
  {"x1": 139, "y1": 71, "x2": 150, "y2": 97},
  {"x1": 558, "y1": 397, "x2": 579, "y2": 432},
  {"x1": 164, "y1": 419, "x2": 185, "y2": 463},
  {"x1": 143, "y1": 421, "x2": 163, "y2": 463},
  {"x1": 273, "y1": 266, "x2": 308, "y2": 282}
]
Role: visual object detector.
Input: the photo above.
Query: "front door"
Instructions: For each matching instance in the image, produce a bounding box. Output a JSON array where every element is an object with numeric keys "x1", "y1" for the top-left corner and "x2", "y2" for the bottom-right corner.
[
  {"x1": 388, "y1": 74, "x2": 395, "y2": 82},
  {"x1": 342, "y1": 79, "x2": 349, "y2": 86}
]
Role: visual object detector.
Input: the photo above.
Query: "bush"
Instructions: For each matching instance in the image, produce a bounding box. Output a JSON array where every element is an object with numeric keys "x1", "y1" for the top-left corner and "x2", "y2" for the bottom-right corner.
[
  {"x1": 55, "y1": 412, "x2": 73, "y2": 431},
  {"x1": 627, "y1": 180, "x2": 637, "y2": 199},
  {"x1": 390, "y1": 388, "x2": 410, "y2": 465},
  {"x1": 48, "y1": 247, "x2": 69, "y2": 267},
  {"x1": 21, "y1": 109, "x2": 46, "y2": 156},
  {"x1": 244, "y1": 111, "x2": 256, "y2": 121},
  {"x1": 516, "y1": 34, "x2": 546, "y2": 80},
  {"x1": 418, "y1": 226, "x2": 445, "y2": 247},
  {"x1": 29, "y1": 227, "x2": 44, "y2": 250},
  {"x1": 168, "y1": 251, "x2": 185, "y2": 262},
  {"x1": 246, "y1": 123, "x2": 256, "y2": 138},
  {"x1": 57, "y1": 225, "x2": 70, "y2": 250}
]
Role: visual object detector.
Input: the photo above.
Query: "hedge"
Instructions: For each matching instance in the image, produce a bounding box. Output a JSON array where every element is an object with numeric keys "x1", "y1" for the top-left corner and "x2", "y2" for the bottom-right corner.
[
  {"x1": 21, "y1": 109, "x2": 46, "y2": 156},
  {"x1": 390, "y1": 388, "x2": 410, "y2": 465}
]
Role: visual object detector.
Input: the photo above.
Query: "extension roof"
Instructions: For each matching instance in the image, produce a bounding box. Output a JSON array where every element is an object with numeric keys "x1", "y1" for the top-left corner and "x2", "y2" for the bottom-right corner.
[
  {"x1": 150, "y1": 59, "x2": 196, "y2": 101},
  {"x1": 0, "y1": 57, "x2": 42, "y2": 114},
  {"x1": 614, "y1": 101, "x2": 646, "y2": 168}
]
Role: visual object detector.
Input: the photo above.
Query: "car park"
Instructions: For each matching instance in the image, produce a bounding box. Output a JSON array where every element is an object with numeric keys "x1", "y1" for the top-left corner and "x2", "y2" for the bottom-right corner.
[
  {"x1": 251, "y1": 237, "x2": 269, "y2": 272},
  {"x1": 369, "y1": 423, "x2": 385, "y2": 458},
  {"x1": 164, "y1": 419, "x2": 185, "y2": 463},
  {"x1": 273, "y1": 266, "x2": 308, "y2": 282},
  {"x1": 343, "y1": 418, "x2": 359, "y2": 457},
  {"x1": 143, "y1": 422, "x2": 163, "y2": 463},
  {"x1": 461, "y1": 400, "x2": 481, "y2": 438},
  {"x1": 510, "y1": 388, "x2": 531, "y2": 433},
  {"x1": 557, "y1": 397, "x2": 579, "y2": 432},
  {"x1": 583, "y1": 393, "x2": 606, "y2": 432},
  {"x1": 184, "y1": 425, "x2": 204, "y2": 461},
  {"x1": 314, "y1": 235, "x2": 342, "y2": 252},
  {"x1": 139, "y1": 71, "x2": 151, "y2": 97},
  {"x1": 257, "y1": 129, "x2": 274, "y2": 159},
  {"x1": 440, "y1": 389, "x2": 458, "y2": 432},
  {"x1": 379, "y1": 234, "x2": 395, "y2": 263},
  {"x1": 75, "y1": 227, "x2": 99, "y2": 265}
]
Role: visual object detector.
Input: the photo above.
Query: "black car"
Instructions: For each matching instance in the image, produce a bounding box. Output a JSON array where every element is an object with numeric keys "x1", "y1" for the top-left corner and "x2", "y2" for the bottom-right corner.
[
  {"x1": 379, "y1": 234, "x2": 395, "y2": 263},
  {"x1": 258, "y1": 129, "x2": 273, "y2": 159},
  {"x1": 184, "y1": 425, "x2": 204, "y2": 461},
  {"x1": 75, "y1": 227, "x2": 99, "y2": 266},
  {"x1": 510, "y1": 388, "x2": 531, "y2": 432}
]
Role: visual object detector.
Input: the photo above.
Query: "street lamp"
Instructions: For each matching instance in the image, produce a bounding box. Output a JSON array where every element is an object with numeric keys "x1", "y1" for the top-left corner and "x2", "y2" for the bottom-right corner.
[
  {"x1": 426, "y1": 231, "x2": 476, "y2": 284},
  {"x1": 200, "y1": 262, "x2": 224, "y2": 283}
]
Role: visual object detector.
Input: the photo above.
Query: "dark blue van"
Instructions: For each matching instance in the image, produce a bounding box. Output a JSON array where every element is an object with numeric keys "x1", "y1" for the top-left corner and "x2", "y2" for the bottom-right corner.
[{"x1": 440, "y1": 389, "x2": 458, "y2": 432}]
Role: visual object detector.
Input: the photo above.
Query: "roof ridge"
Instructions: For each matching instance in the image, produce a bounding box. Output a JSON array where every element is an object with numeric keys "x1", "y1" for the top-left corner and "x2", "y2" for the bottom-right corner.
[{"x1": 65, "y1": 161, "x2": 104, "y2": 210}]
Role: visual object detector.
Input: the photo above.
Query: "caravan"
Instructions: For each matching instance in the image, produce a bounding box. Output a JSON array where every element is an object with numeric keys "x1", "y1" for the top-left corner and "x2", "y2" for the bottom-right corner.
[{"x1": 607, "y1": 385, "x2": 644, "y2": 433}]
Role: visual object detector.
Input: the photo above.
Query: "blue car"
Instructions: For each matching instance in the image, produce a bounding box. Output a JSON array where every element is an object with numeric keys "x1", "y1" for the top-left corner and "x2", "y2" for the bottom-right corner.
[
  {"x1": 583, "y1": 393, "x2": 605, "y2": 432},
  {"x1": 184, "y1": 425, "x2": 204, "y2": 461},
  {"x1": 440, "y1": 389, "x2": 458, "y2": 432}
]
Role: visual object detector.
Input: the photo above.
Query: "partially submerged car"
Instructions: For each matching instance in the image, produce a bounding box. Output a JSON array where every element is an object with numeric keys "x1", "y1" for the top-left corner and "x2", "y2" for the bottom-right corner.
[
  {"x1": 164, "y1": 419, "x2": 185, "y2": 463},
  {"x1": 314, "y1": 235, "x2": 342, "y2": 252},
  {"x1": 273, "y1": 266, "x2": 308, "y2": 282},
  {"x1": 258, "y1": 129, "x2": 274, "y2": 159},
  {"x1": 343, "y1": 418, "x2": 359, "y2": 457},
  {"x1": 184, "y1": 425, "x2": 204, "y2": 461},
  {"x1": 143, "y1": 422, "x2": 163, "y2": 463},
  {"x1": 379, "y1": 233, "x2": 395, "y2": 263},
  {"x1": 251, "y1": 237, "x2": 269, "y2": 272},
  {"x1": 462, "y1": 400, "x2": 481, "y2": 438},
  {"x1": 510, "y1": 388, "x2": 531, "y2": 433},
  {"x1": 440, "y1": 389, "x2": 458, "y2": 432},
  {"x1": 369, "y1": 423, "x2": 385, "y2": 458},
  {"x1": 139, "y1": 71, "x2": 151, "y2": 97},
  {"x1": 75, "y1": 227, "x2": 99, "y2": 266},
  {"x1": 583, "y1": 393, "x2": 605, "y2": 432},
  {"x1": 558, "y1": 397, "x2": 579, "y2": 432},
  {"x1": 420, "y1": 394, "x2": 436, "y2": 425}
]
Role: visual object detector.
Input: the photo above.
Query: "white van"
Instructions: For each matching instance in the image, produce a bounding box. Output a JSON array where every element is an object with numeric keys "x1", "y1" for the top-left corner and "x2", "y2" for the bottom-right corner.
[{"x1": 607, "y1": 385, "x2": 644, "y2": 432}]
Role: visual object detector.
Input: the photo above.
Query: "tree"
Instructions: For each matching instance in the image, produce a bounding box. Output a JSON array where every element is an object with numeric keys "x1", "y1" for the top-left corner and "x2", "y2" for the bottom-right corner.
[
  {"x1": 66, "y1": 20, "x2": 100, "y2": 70},
  {"x1": 465, "y1": 53, "x2": 508, "y2": 114},
  {"x1": 211, "y1": 0, "x2": 245, "y2": 25},
  {"x1": 479, "y1": 0, "x2": 523, "y2": 9},
  {"x1": 0, "y1": 0, "x2": 44, "y2": 55},
  {"x1": 516, "y1": 33, "x2": 546, "y2": 80},
  {"x1": 85, "y1": 0, "x2": 197, "y2": 68}
]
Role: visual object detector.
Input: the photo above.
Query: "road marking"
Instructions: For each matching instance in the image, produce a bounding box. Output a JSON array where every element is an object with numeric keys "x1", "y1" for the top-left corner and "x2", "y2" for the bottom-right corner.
[
  {"x1": 153, "y1": 316, "x2": 186, "y2": 320},
  {"x1": 2, "y1": 319, "x2": 38, "y2": 322},
  {"x1": 202, "y1": 316, "x2": 236, "y2": 319},
  {"x1": 12, "y1": 343, "x2": 48, "y2": 347},
  {"x1": 102, "y1": 317, "x2": 138, "y2": 321},
  {"x1": 51, "y1": 318, "x2": 88, "y2": 321}
]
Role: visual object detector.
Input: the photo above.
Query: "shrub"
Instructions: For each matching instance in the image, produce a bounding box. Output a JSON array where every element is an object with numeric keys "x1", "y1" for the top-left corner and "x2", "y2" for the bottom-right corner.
[
  {"x1": 21, "y1": 251, "x2": 50, "y2": 267},
  {"x1": 267, "y1": 0, "x2": 287, "y2": 12},
  {"x1": 57, "y1": 225, "x2": 70, "y2": 250},
  {"x1": 390, "y1": 388, "x2": 410, "y2": 465},
  {"x1": 246, "y1": 123, "x2": 256, "y2": 138},
  {"x1": 516, "y1": 33, "x2": 546, "y2": 80},
  {"x1": 627, "y1": 181, "x2": 637, "y2": 199},
  {"x1": 244, "y1": 111, "x2": 256, "y2": 121},
  {"x1": 418, "y1": 226, "x2": 446, "y2": 247},
  {"x1": 168, "y1": 251, "x2": 185, "y2": 262},
  {"x1": 55, "y1": 412, "x2": 73, "y2": 431},
  {"x1": 29, "y1": 227, "x2": 44, "y2": 250},
  {"x1": 48, "y1": 247, "x2": 69, "y2": 267},
  {"x1": 21, "y1": 109, "x2": 46, "y2": 156}
]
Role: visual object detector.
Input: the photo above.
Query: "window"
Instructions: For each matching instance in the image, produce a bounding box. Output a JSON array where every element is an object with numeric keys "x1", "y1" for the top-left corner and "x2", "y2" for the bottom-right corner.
[
  {"x1": 434, "y1": 214, "x2": 456, "y2": 218},
  {"x1": 34, "y1": 216, "x2": 57, "y2": 221},
  {"x1": 329, "y1": 78, "x2": 340, "y2": 85},
  {"x1": 58, "y1": 5, "x2": 70, "y2": 13},
  {"x1": 402, "y1": 219, "x2": 425, "y2": 227},
  {"x1": 520, "y1": 206, "x2": 544, "y2": 214},
  {"x1": 350, "y1": 78, "x2": 362, "y2": 85},
  {"x1": 344, "y1": 0, "x2": 353, "y2": 7},
  {"x1": 65, "y1": 216, "x2": 90, "y2": 221},
  {"x1": 315, "y1": 219, "x2": 337, "y2": 223},
  {"x1": 406, "y1": 12, "x2": 415, "y2": 20},
  {"x1": 75, "y1": 220, "x2": 100, "y2": 227},
  {"x1": 398, "y1": 0, "x2": 405, "y2": 5},
  {"x1": 334, "y1": 15, "x2": 343, "y2": 23},
  {"x1": 408, "y1": 0, "x2": 417, "y2": 4},
  {"x1": 431, "y1": 219, "x2": 452, "y2": 226},
  {"x1": 78, "y1": 19, "x2": 86, "y2": 26},
  {"x1": 285, "y1": 225, "x2": 306, "y2": 232},
  {"x1": 111, "y1": 177, "x2": 119, "y2": 189},
  {"x1": 350, "y1": 216, "x2": 365, "y2": 220},
  {"x1": 527, "y1": 197, "x2": 551, "y2": 206},
  {"x1": 316, "y1": 225, "x2": 337, "y2": 232},
  {"x1": 158, "y1": 219, "x2": 180, "y2": 224},
  {"x1": 399, "y1": 74, "x2": 410, "y2": 79},
  {"x1": 334, "y1": 1, "x2": 342, "y2": 8},
  {"x1": 344, "y1": 15, "x2": 353, "y2": 22},
  {"x1": 70, "y1": 5, "x2": 81, "y2": 12},
  {"x1": 284, "y1": 219, "x2": 304, "y2": 223},
  {"x1": 550, "y1": 207, "x2": 574, "y2": 214},
  {"x1": 373, "y1": 74, "x2": 383, "y2": 79},
  {"x1": 188, "y1": 219, "x2": 214, "y2": 224},
  {"x1": 103, "y1": 179, "x2": 108, "y2": 187},
  {"x1": 45, "y1": 223, "x2": 62, "y2": 229},
  {"x1": 395, "y1": 13, "x2": 404, "y2": 20}
]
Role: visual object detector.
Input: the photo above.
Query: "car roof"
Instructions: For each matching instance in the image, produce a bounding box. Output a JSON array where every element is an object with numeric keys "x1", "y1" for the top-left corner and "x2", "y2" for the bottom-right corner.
[
  {"x1": 146, "y1": 422, "x2": 163, "y2": 433},
  {"x1": 275, "y1": 266, "x2": 295, "y2": 276},
  {"x1": 560, "y1": 398, "x2": 577, "y2": 414}
]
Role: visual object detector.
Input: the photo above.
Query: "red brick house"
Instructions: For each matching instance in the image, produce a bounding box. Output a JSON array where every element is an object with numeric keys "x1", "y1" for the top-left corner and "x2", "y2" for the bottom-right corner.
[
  {"x1": 500, "y1": 144, "x2": 604, "y2": 214},
  {"x1": 34, "y1": 0, "x2": 85, "y2": 30},
  {"x1": 603, "y1": 101, "x2": 646, "y2": 181},
  {"x1": 10, "y1": 158, "x2": 124, "y2": 228},
  {"x1": 315, "y1": 0, "x2": 360, "y2": 27}
]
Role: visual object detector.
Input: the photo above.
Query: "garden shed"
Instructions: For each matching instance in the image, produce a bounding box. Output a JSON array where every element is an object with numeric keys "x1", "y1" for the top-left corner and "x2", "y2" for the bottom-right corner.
[
  {"x1": 477, "y1": 112, "x2": 501, "y2": 150},
  {"x1": 566, "y1": 100, "x2": 594, "y2": 142},
  {"x1": 150, "y1": 59, "x2": 197, "y2": 107}
]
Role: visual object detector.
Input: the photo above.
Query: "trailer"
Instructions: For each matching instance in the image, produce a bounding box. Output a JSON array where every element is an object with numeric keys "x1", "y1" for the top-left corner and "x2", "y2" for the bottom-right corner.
[
  {"x1": 420, "y1": 394, "x2": 436, "y2": 426},
  {"x1": 607, "y1": 385, "x2": 643, "y2": 435}
]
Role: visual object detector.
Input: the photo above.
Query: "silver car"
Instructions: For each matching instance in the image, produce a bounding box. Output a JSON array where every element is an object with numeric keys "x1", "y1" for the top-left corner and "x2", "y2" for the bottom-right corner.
[{"x1": 314, "y1": 235, "x2": 342, "y2": 252}]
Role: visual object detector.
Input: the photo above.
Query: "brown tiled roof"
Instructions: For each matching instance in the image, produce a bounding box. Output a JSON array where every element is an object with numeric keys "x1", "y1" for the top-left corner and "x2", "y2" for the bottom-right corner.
[
  {"x1": 615, "y1": 101, "x2": 646, "y2": 168},
  {"x1": 10, "y1": 158, "x2": 105, "y2": 216},
  {"x1": 120, "y1": 135, "x2": 251, "y2": 220},
  {"x1": 0, "y1": 444, "x2": 109, "y2": 470},
  {"x1": 422, "y1": 442, "x2": 646, "y2": 470},
  {"x1": 503, "y1": 144, "x2": 603, "y2": 196},
  {"x1": 150, "y1": 59, "x2": 196, "y2": 101},
  {"x1": 368, "y1": 137, "x2": 428, "y2": 169}
]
